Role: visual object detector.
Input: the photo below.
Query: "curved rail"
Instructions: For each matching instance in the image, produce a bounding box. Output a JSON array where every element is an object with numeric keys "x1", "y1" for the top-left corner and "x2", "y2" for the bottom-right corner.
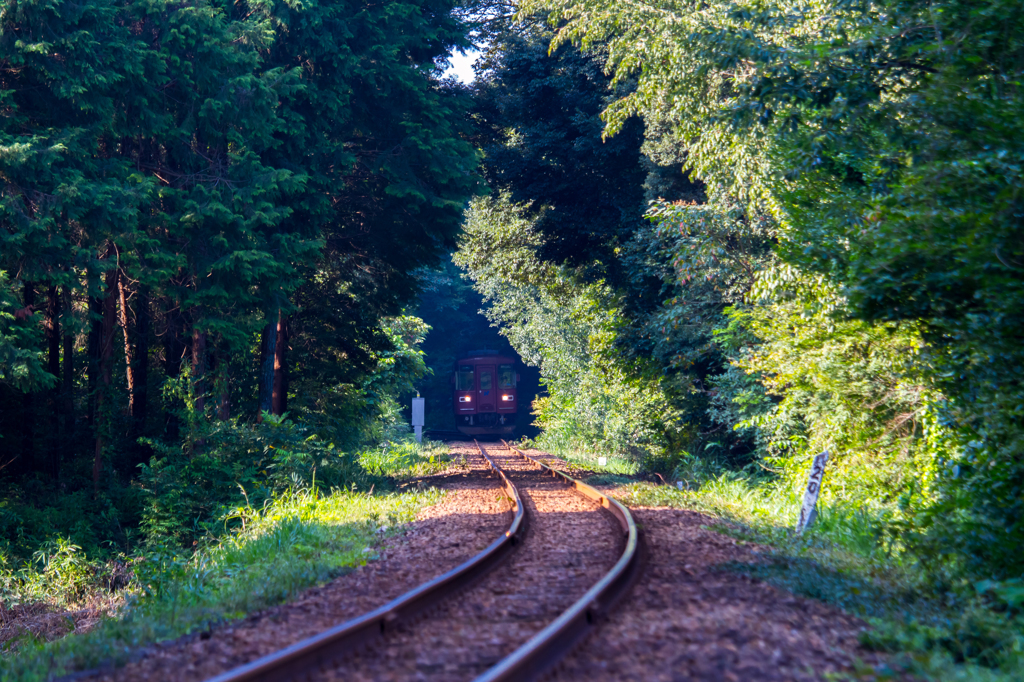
[
  {"x1": 206, "y1": 441, "x2": 525, "y2": 682},
  {"x1": 473, "y1": 442, "x2": 642, "y2": 682}
]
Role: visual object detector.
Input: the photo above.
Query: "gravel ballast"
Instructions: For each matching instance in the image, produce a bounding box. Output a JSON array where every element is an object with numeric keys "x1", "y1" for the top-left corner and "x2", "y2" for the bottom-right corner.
[
  {"x1": 95, "y1": 442, "x2": 508, "y2": 682},
  {"x1": 313, "y1": 443, "x2": 623, "y2": 682}
]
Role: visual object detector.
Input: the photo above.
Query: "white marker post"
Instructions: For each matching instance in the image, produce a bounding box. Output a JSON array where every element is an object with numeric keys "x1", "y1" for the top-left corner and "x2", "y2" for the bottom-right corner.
[
  {"x1": 796, "y1": 451, "x2": 829, "y2": 534},
  {"x1": 411, "y1": 395, "x2": 425, "y2": 443}
]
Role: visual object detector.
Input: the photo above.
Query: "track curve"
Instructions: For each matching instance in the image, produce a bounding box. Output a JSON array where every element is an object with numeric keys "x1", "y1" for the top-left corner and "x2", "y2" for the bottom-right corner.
[
  {"x1": 206, "y1": 442, "x2": 524, "y2": 682},
  {"x1": 475, "y1": 441, "x2": 642, "y2": 682},
  {"x1": 206, "y1": 440, "x2": 642, "y2": 682}
]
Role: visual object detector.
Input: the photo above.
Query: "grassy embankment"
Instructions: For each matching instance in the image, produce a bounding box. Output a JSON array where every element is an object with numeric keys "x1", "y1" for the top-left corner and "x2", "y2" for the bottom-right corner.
[
  {"x1": 530, "y1": 444, "x2": 1024, "y2": 682},
  {"x1": 1, "y1": 439, "x2": 452, "y2": 682}
]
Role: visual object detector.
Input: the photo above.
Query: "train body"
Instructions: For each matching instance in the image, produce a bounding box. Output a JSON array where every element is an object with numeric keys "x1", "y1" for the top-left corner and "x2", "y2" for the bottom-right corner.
[{"x1": 452, "y1": 350, "x2": 518, "y2": 437}]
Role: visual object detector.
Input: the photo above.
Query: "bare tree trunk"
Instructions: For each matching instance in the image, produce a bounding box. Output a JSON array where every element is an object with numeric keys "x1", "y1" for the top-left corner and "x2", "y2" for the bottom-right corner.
[
  {"x1": 45, "y1": 286, "x2": 60, "y2": 479},
  {"x1": 20, "y1": 283, "x2": 36, "y2": 475},
  {"x1": 257, "y1": 308, "x2": 278, "y2": 422},
  {"x1": 191, "y1": 327, "x2": 207, "y2": 415},
  {"x1": 118, "y1": 274, "x2": 136, "y2": 415},
  {"x1": 93, "y1": 268, "x2": 119, "y2": 489},
  {"x1": 87, "y1": 295, "x2": 103, "y2": 427},
  {"x1": 163, "y1": 307, "x2": 185, "y2": 442},
  {"x1": 133, "y1": 287, "x2": 150, "y2": 436},
  {"x1": 217, "y1": 352, "x2": 230, "y2": 421},
  {"x1": 62, "y1": 286, "x2": 75, "y2": 441},
  {"x1": 271, "y1": 312, "x2": 287, "y2": 416},
  {"x1": 45, "y1": 286, "x2": 59, "y2": 380}
]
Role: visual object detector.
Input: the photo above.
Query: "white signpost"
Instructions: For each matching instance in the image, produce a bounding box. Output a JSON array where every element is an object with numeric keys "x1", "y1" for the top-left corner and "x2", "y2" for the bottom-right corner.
[
  {"x1": 796, "y1": 451, "x2": 829, "y2": 534},
  {"x1": 411, "y1": 396, "x2": 424, "y2": 443}
]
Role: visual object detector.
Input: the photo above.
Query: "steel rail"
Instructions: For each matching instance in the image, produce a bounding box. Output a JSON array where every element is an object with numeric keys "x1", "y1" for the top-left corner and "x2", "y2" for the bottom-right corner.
[
  {"x1": 205, "y1": 441, "x2": 524, "y2": 682},
  {"x1": 473, "y1": 442, "x2": 642, "y2": 682}
]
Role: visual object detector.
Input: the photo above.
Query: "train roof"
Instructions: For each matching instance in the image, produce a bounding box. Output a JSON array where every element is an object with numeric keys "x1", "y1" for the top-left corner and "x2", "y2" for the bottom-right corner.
[{"x1": 456, "y1": 351, "x2": 517, "y2": 363}]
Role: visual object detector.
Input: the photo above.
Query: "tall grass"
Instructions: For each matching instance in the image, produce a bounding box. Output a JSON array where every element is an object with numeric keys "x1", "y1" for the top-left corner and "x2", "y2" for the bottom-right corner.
[
  {"x1": 357, "y1": 438, "x2": 453, "y2": 479},
  {"x1": 520, "y1": 437, "x2": 640, "y2": 477}
]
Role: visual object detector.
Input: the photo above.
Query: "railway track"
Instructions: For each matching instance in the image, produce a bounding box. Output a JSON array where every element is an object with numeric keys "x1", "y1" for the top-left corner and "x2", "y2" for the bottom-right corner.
[{"x1": 205, "y1": 440, "x2": 641, "y2": 682}]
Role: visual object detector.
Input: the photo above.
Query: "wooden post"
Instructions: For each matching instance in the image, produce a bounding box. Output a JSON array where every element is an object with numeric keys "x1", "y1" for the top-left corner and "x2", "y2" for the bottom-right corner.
[{"x1": 796, "y1": 451, "x2": 829, "y2": 534}]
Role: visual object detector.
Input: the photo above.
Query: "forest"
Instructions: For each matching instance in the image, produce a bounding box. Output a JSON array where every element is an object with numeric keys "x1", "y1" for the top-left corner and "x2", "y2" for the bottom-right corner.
[{"x1": 1, "y1": 0, "x2": 1022, "y2": 679}]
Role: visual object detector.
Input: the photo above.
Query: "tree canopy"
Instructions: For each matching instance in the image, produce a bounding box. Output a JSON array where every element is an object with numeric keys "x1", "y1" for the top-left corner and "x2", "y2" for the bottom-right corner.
[
  {"x1": 0, "y1": 0, "x2": 478, "y2": 519},
  {"x1": 449, "y1": 0, "x2": 1024, "y2": 581}
]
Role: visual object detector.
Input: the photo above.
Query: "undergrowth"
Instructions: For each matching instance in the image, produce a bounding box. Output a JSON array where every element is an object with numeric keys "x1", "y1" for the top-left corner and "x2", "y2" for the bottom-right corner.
[
  {"x1": 1, "y1": 430, "x2": 450, "y2": 681},
  {"x1": 358, "y1": 438, "x2": 452, "y2": 479},
  {"x1": 516, "y1": 436, "x2": 640, "y2": 477}
]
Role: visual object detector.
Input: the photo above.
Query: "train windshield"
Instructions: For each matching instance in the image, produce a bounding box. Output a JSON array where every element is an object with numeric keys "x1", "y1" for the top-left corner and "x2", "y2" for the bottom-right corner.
[
  {"x1": 479, "y1": 370, "x2": 493, "y2": 390},
  {"x1": 498, "y1": 365, "x2": 515, "y2": 388},
  {"x1": 456, "y1": 365, "x2": 474, "y2": 390}
]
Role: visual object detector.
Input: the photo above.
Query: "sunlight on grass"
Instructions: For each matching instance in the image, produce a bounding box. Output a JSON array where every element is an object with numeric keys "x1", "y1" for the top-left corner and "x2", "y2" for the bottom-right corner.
[
  {"x1": 2, "y1": 485, "x2": 443, "y2": 682},
  {"x1": 608, "y1": 474, "x2": 1024, "y2": 682},
  {"x1": 358, "y1": 438, "x2": 454, "y2": 479},
  {"x1": 519, "y1": 440, "x2": 640, "y2": 476}
]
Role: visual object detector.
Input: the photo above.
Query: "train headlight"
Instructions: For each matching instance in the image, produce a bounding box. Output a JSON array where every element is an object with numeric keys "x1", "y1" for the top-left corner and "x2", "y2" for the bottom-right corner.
[
  {"x1": 459, "y1": 396, "x2": 472, "y2": 403},
  {"x1": 501, "y1": 394, "x2": 514, "y2": 402}
]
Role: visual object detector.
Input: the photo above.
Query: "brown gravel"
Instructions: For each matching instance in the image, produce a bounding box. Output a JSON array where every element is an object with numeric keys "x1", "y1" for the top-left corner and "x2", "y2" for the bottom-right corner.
[
  {"x1": 313, "y1": 443, "x2": 624, "y2": 682},
  {"x1": 78, "y1": 441, "x2": 890, "y2": 682},
  {"x1": 557, "y1": 505, "x2": 890, "y2": 681},
  {"x1": 500, "y1": 448, "x2": 891, "y2": 680},
  {"x1": 93, "y1": 442, "x2": 509, "y2": 682}
]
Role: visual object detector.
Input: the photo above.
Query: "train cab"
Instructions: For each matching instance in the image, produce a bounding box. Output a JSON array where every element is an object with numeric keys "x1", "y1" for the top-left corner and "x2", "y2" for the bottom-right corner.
[{"x1": 453, "y1": 350, "x2": 518, "y2": 437}]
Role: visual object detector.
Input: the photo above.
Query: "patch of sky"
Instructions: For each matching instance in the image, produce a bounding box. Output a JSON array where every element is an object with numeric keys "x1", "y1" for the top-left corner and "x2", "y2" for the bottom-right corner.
[{"x1": 442, "y1": 48, "x2": 480, "y2": 84}]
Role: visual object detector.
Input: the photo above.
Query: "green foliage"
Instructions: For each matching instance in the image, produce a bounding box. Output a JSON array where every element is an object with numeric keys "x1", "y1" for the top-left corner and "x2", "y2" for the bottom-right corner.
[
  {"x1": 410, "y1": 258, "x2": 535, "y2": 433},
  {"x1": 0, "y1": 273, "x2": 54, "y2": 392},
  {"x1": 358, "y1": 438, "x2": 452, "y2": 479},
  {"x1": 462, "y1": 25, "x2": 741, "y2": 470},
  {"x1": 724, "y1": 293, "x2": 937, "y2": 501},
  {"x1": 28, "y1": 539, "x2": 93, "y2": 607},
  {"x1": 137, "y1": 338, "x2": 434, "y2": 548},
  {"x1": 517, "y1": 0, "x2": 1024, "y2": 581},
  {"x1": 456, "y1": 194, "x2": 680, "y2": 459},
  {"x1": 0, "y1": 537, "x2": 99, "y2": 614},
  {"x1": 473, "y1": 25, "x2": 653, "y2": 275},
  {"x1": 0, "y1": 0, "x2": 479, "y2": 437},
  {"x1": 451, "y1": 4, "x2": 1024, "y2": 676},
  {"x1": 0, "y1": 0, "x2": 479, "y2": 669},
  {"x1": 137, "y1": 412, "x2": 369, "y2": 547},
  {"x1": 363, "y1": 316, "x2": 432, "y2": 404}
]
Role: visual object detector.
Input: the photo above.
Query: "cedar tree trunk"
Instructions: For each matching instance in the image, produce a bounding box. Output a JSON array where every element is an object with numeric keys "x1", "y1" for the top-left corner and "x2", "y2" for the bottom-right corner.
[
  {"x1": 271, "y1": 312, "x2": 287, "y2": 416},
  {"x1": 257, "y1": 310, "x2": 278, "y2": 421},
  {"x1": 93, "y1": 268, "x2": 119, "y2": 488}
]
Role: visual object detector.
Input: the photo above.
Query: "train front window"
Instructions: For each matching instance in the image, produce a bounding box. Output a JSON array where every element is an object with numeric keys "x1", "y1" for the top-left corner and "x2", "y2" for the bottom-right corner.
[
  {"x1": 456, "y1": 366, "x2": 474, "y2": 390},
  {"x1": 498, "y1": 365, "x2": 515, "y2": 388},
  {"x1": 479, "y1": 371, "x2": 493, "y2": 391}
]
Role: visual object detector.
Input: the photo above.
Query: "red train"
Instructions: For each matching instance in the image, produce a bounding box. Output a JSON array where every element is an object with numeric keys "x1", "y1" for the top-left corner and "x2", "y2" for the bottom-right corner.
[{"x1": 452, "y1": 350, "x2": 519, "y2": 437}]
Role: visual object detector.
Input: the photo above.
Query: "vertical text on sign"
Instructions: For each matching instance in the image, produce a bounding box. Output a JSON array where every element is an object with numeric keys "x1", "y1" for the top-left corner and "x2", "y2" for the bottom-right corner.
[{"x1": 796, "y1": 451, "x2": 830, "y2": 534}]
